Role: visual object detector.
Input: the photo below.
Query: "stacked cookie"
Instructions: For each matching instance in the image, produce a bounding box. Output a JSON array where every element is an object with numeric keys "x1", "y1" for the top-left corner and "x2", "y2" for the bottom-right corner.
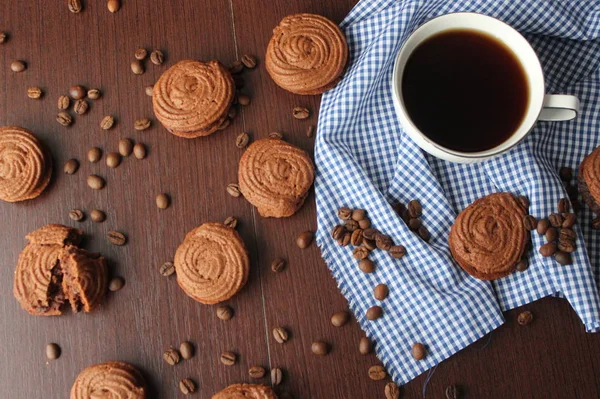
[
  {"x1": 71, "y1": 361, "x2": 147, "y2": 399},
  {"x1": 212, "y1": 383, "x2": 278, "y2": 399},
  {"x1": 579, "y1": 145, "x2": 600, "y2": 215}
]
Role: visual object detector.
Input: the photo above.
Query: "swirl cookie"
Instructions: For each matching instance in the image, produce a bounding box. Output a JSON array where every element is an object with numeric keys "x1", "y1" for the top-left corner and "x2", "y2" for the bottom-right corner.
[
  {"x1": 238, "y1": 138, "x2": 314, "y2": 218},
  {"x1": 13, "y1": 224, "x2": 108, "y2": 316},
  {"x1": 71, "y1": 361, "x2": 147, "y2": 399},
  {"x1": 449, "y1": 193, "x2": 528, "y2": 280},
  {"x1": 579, "y1": 146, "x2": 600, "y2": 215},
  {"x1": 212, "y1": 384, "x2": 278, "y2": 399},
  {"x1": 175, "y1": 222, "x2": 249, "y2": 304},
  {"x1": 153, "y1": 60, "x2": 235, "y2": 138},
  {"x1": 266, "y1": 13, "x2": 348, "y2": 95},
  {"x1": 0, "y1": 126, "x2": 52, "y2": 202}
]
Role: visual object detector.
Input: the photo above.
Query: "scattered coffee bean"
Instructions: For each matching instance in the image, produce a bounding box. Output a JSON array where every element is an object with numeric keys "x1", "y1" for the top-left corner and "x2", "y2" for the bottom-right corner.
[
  {"x1": 418, "y1": 225, "x2": 431, "y2": 242},
  {"x1": 107, "y1": 231, "x2": 127, "y2": 246},
  {"x1": 108, "y1": 276, "x2": 125, "y2": 292},
  {"x1": 163, "y1": 348, "x2": 181, "y2": 365},
  {"x1": 145, "y1": 85, "x2": 154, "y2": 96},
  {"x1": 331, "y1": 311, "x2": 350, "y2": 327},
  {"x1": 69, "y1": 209, "x2": 84, "y2": 221},
  {"x1": 374, "y1": 284, "x2": 389, "y2": 300},
  {"x1": 368, "y1": 365, "x2": 387, "y2": 381},
  {"x1": 306, "y1": 125, "x2": 315, "y2": 138},
  {"x1": 249, "y1": 366, "x2": 266, "y2": 379},
  {"x1": 131, "y1": 60, "x2": 144, "y2": 75},
  {"x1": 224, "y1": 216, "x2": 238, "y2": 229},
  {"x1": 100, "y1": 115, "x2": 115, "y2": 130},
  {"x1": 408, "y1": 217, "x2": 422, "y2": 230},
  {"x1": 160, "y1": 261, "x2": 175, "y2": 277},
  {"x1": 412, "y1": 343, "x2": 426, "y2": 360},
  {"x1": 119, "y1": 138, "x2": 134, "y2": 156},
  {"x1": 558, "y1": 198, "x2": 570, "y2": 213},
  {"x1": 27, "y1": 87, "x2": 43, "y2": 99},
  {"x1": 133, "y1": 143, "x2": 147, "y2": 159},
  {"x1": 408, "y1": 199, "x2": 422, "y2": 217},
  {"x1": 558, "y1": 239, "x2": 576, "y2": 253},
  {"x1": 359, "y1": 337, "x2": 373, "y2": 355},
  {"x1": 107, "y1": 0, "x2": 121, "y2": 13},
  {"x1": 385, "y1": 382, "x2": 401, "y2": 399},
  {"x1": 217, "y1": 118, "x2": 231, "y2": 131},
  {"x1": 134, "y1": 48, "x2": 148, "y2": 60},
  {"x1": 11, "y1": 60, "x2": 26, "y2": 73},
  {"x1": 87, "y1": 174, "x2": 105, "y2": 190},
  {"x1": 87, "y1": 147, "x2": 102, "y2": 163},
  {"x1": 0, "y1": 32, "x2": 7, "y2": 44},
  {"x1": 517, "y1": 195, "x2": 530, "y2": 209},
  {"x1": 106, "y1": 152, "x2": 121, "y2": 168},
  {"x1": 227, "y1": 183, "x2": 241, "y2": 197},
  {"x1": 389, "y1": 245, "x2": 406, "y2": 259},
  {"x1": 358, "y1": 259, "x2": 375, "y2": 273},
  {"x1": 236, "y1": 132, "x2": 250, "y2": 148},
  {"x1": 331, "y1": 225, "x2": 345, "y2": 240},
  {"x1": 545, "y1": 227, "x2": 558, "y2": 242},
  {"x1": 311, "y1": 341, "x2": 329, "y2": 356},
  {"x1": 537, "y1": 219, "x2": 550, "y2": 235},
  {"x1": 268, "y1": 131, "x2": 283, "y2": 139},
  {"x1": 90, "y1": 209, "x2": 106, "y2": 223},
  {"x1": 358, "y1": 218, "x2": 371, "y2": 229},
  {"x1": 523, "y1": 215, "x2": 537, "y2": 231},
  {"x1": 559, "y1": 166, "x2": 573, "y2": 182},
  {"x1": 297, "y1": 231, "x2": 314, "y2": 249},
  {"x1": 539, "y1": 242, "x2": 557, "y2": 257},
  {"x1": 69, "y1": 85, "x2": 85, "y2": 100},
  {"x1": 220, "y1": 351, "x2": 237, "y2": 366},
  {"x1": 555, "y1": 251, "x2": 572, "y2": 265},
  {"x1": 179, "y1": 341, "x2": 194, "y2": 360},
  {"x1": 87, "y1": 89, "x2": 101, "y2": 99},
  {"x1": 592, "y1": 217, "x2": 600, "y2": 230},
  {"x1": 363, "y1": 239, "x2": 377, "y2": 251},
  {"x1": 351, "y1": 209, "x2": 366, "y2": 221},
  {"x1": 445, "y1": 384, "x2": 460, "y2": 399},
  {"x1": 273, "y1": 327, "x2": 289, "y2": 344},
  {"x1": 227, "y1": 108, "x2": 238, "y2": 123},
  {"x1": 229, "y1": 60, "x2": 244, "y2": 74},
  {"x1": 548, "y1": 213, "x2": 564, "y2": 227},
  {"x1": 338, "y1": 207, "x2": 352, "y2": 220},
  {"x1": 366, "y1": 306, "x2": 383, "y2": 320},
  {"x1": 46, "y1": 343, "x2": 61, "y2": 360},
  {"x1": 515, "y1": 258, "x2": 529, "y2": 272},
  {"x1": 216, "y1": 305, "x2": 233, "y2": 321},
  {"x1": 68, "y1": 0, "x2": 82, "y2": 13},
  {"x1": 156, "y1": 193, "x2": 170, "y2": 209},
  {"x1": 375, "y1": 234, "x2": 393, "y2": 251},
  {"x1": 150, "y1": 49, "x2": 164, "y2": 65},
  {"x1": 271, "y1": 367, "x2": 283, "y2": 385},
  {"x1": 562, "y1": 213, "x2": 577, "y2": 228},
  {"x1": 293, "y1": 106, "x2": 310, "y2": 120},
  {"x1": 344, "y1": 219, "x2": 359, "y2": 232},
  {"x1": 134, "y1": 117, "x2": 151, "y2": 130},
  {"x1": 517, "y1": 310, "x2": 533, "y2": 325},
  {"x1": 237, "y1": 94, "x2": 251, "y2": 106},
  {"x1": 73, "y1": 99, "x2": 88, "y2": 115},
  {"x1": 64, "y1": 159, "x2": 79, "y2": 175},
  {"x1": 351, "y1": 229, "x2": 363, "y2": 246},
  {"x1": 241, "y1": 54, "x2": 257, "y2": 69},
  {"x1": 271, "y1": 258, "x2": 286, "y2": 273},
  {"x1": 179, "y1": 378, "x2": 196, "y2": 395},
  {"x1": 353, "y1": 246, "x2": 369, "y2": 260},
  {"x1": 339, "y1": 232, "x2": 351, "y2": 247},
  {"x1": 560, "y1": 228, "x2": 577, "y2": 241},
  {"x1": 57, "y1": 112, "x2": 73, "y2": 127},
  {"x1": 362, "y1": 228, "x2": 378, "y2": 241}
]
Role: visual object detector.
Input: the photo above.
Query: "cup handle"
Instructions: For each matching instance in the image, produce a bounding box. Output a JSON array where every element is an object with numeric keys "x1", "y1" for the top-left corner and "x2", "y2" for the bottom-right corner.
[{"x1": 538, "y1": 94, "x2": 580, "y2": 121}]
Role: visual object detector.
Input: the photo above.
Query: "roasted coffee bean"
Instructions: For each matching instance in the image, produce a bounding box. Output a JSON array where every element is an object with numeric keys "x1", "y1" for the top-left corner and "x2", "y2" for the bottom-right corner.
[
  {"x1": 445, "y1": 385, "x2": 460, "y2": 399},
  {"x1": 108, "y1": 0, "x2": 121, "y2": 13},
  {"x1": 268, "y1": 132, "x2": 283, "y2": 140},
  {"x1": 69, "y1": 85, "x2": 85, "y2": 100},
  {"x1": 68, "y1": 0, "x2": 82, "y2": 13},
  {"x1": 220, "y1": 351, "x2": 237, "y2": 366},
  {"x1": 560, "y1": 228, "x2": 577, "y2": 241},
  {"x1": 523, "y1": 215, "x2": 537, "y2": 231},
  {"x1": 366, "y1": 305, "x2": 383, "y2": 320},
  {"x1": 90, "y1": 209, "x2": 106, "y2": 223},
  {"x1": 368, "y1": 365, "x2": 387, "y2": 381},
  {"x1": 344, "y1": 219, "x2": 359, "y2": 232},
  {"x1": 87, "y1": 175, "x2": 105, "y2": 190},
  {"x1": 270, "y1": 258, "x2": 286, "y2": 273},
  {"x1": 311, "y1": 341, "x2": 329, "y2": 356},
  {"x1": 385, "y1": 382, "x2": 401, "y2": 399},
  {"x1": 159, "y1": 261, "x2": 175, "y2": 276},
  {"x1": 359, "y1": 259, "x2": 375, "y2": 273},
  {"x1": 179, "y1": 378, "x2": 196, "y2": 395},
  {"x1": 133, "y1": 143, "x2": 147, "y2": 159},
  {"x1": 331, "y1": 311, "x2": 350, "y2": 327},
  {"x1": 227, "y1": 183, "x2": 241, "y2": 197},
  {"x1": 353, "y1": 246, "x2": 369, "y2": 260},
  {"x1": 241, "y1": 54, "x2": 257, "y2": 69},
  {"x1": 558, "y1": 198, "x2": 570, "y2": 213},
  {"x1": 46, "y1": 343, "x2": 61, "y2": 360},
  {"x1": 134, "y1": 48, "x2": 148, "y2": 60},
  {"x1": 517, "y1": 195, "x2": 530, "y2": 210},
  {"x1": 306, "y1": 125, "x2": 315, "y2": 138},
  {"x1": 412, "y1": 343, "x2": 426, "y2": 360},
  {"x1": 297, "y1": 231, "x2": 314, "y2": 249},
  {"x1": 11, "y1": 60, "x2": 26, "y2": 72},
  {"x1": 236, "y1": 132, "x2": 250, "y2": 148},
  {"x1": 143, "y1": 86, "x2": 154, "y2": 98},
  {"x1": 331, "y1": 225, "x2": 346, "y2": 240},
  {"x1": 539, "y1": 242, "x2": 557, "y2": 257},
  {"x1": 229, "y1": 60, "x2": 244, "y2": 74},
  {"x1": 163, "y1": 348, "x2": 181, "y2": 365},
  {"x1": 292, "y1": 106, "x2": 310, "y2": 120},
  {"x1": 351, "y1": 229, "x2": 363, "y2": 246},
  {"x1": 57, "y1": 112, "x2": 72, "y2": 127},
  {"x1": 358, "y1": 218, "x2": 371, "y2": 229},
  {"x1": 558, "y1": 239, "x2": 576, "y2": 253},
  {"x1": 134, "y1": 118, "x2": 151, "y2": 131},
  {"x1": 108, "y1": 276, "x2": 125, "y2": 292},
  {"x1": 0, "y1": 32, "x2": 7, "y2": 44},
  {"x1": 249, "y1": 366, "x2": 266, "y2": 379},
  {"x1": 389, "y1": 245, "x2": 406, "y2": 259},
  {"x1": 545, "y1": 227, "x2": 558, "y2": 242},
  {"x1": 73, "y1": 99, "x2": 88, "y2": 115},
  {"x1": 338, "y1": 207, "x2": 352, "y2": 220},
  {"x1": 517, "y1": 310, "x2": 533, "y2": 325},
  {"x1": 359, "y1": 337, "x2": 373, "y2": 355},
  {"x1": 418, "y1": 225, "x2": 431, "y2": 242},
  {"x1": 549, "y1": 213, "x2": 564, "y2": 227},
  {"x1": 273, "y1": 327, "x2": 289, "y2": 344},
  {"x1": 69, "y1": 209, "x2": 84, "y2": 221},
  {"x1": 216, "y1": 305, "x2": 233, "y2": 320},
  {"x1": 375, "y1": 234, "x2": 393, "y2": 251},
  {"x1": 339, "y1": 232, "x2": 351, "y2": 247},
  {"x1": 363, "y1": 238, "x2": 376, "y2": 251},
  {"x1": 408, "y1": 199, "x2": 422, "y2": 218},
  {"x1": 179, "y1": 342, "x2": 194, "y2": 359},
  {"x1": 233, "y1": 93, "x2": 250, "y2": 106},
  {"x1": 156, "y1": 193, "x2": 170, "y2": 209},
  {"x1": 351, "y1": 209, "x2": 366, "y2": 221},
  {"x1": 27, "y1": 87, "x2": 43, "y2": 99},
  {"x1": 106, "y1": 152, "x2": 121, "y2": 168},
  {"x1": 515, "y1": 258, "x2": 529, "y2": 272},
  {"x1": 555, "y1": 251, "x2": 572, "y2": 265},
  {"x1": 562, "y1": 213, "x2": 577, "y2": 228},
  {"x1": 271, "y1": 367, "x2": 283, "y2": 385},
  {"x1": 131, "y1": 60, "x2": 144, "y2": 75},
  {"x1": 227, "y1": 107, "x2": 238, "y2": 119},
  {"x1": 87, "y1": 89, "x2": 101, "y2": 99},
  {"x1": 374, "y1": 284, "x2": 389, "y2": 300},
  {"x1": 408, "y1": 217, "x2": 422, "y2": 230},
  {"x1": 150, "y1": 50, "x2": 164, "y2": 65},
  {"x1": 559, "y1": 166, "x2": 573, "y2": 182},
  {"x1": 107, "y1": 231, "x2": 127, "y2": 246},
  {"x1": 87, "y1": 147, "x2": 102, "y2": 163},
  {"x1": 119, "y1": 138, "x2": 134, "y2": 156},
  {"x1": 593, "y1": 217, "x2": 600, "y2": 230},
  {"x1": 224, "y1": 216, "x2": 238, "y2": 229},
  {"x1": 536, "y1": 219, "x2": 550, "y2": 235},
  {"x1": 392, "y1": 202, "x2": 406, "y2": 216},
  {"x1": 64, "y1": 159, "x2": 79, "y2": 174},
  {"x1": 100, "y1": 115, "x2": 115, "y2": 130},
  {"x1": 362, "y1": 227, "x2": 378, "y2": 241}
]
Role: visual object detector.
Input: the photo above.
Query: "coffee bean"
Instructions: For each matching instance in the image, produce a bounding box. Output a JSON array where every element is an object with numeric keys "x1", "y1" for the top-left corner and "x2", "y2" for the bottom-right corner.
[
  {"x1": 408, "y1": 217, "x2": 422, "y2": 230},
  {"x1": 249, "y1": 366, "x2": 266, "y2": 379},
  {"x1": 106, "y1": 152, "x2": 121, "y2": 168},
  {"x1": 131, "y1": 60, "x2": 144, "y2": 75},
  {"x1": 46, "y1": 343, "x2": 61, "y2": 360},
  {"x1": 133, "y1": 143, "x2": 147, "y2": 159},
  {"x1": 539, "y1": 242, "x2": 557, "y2": 257},
  {"x1": 64, "y1": 159, "x2": 79, "y2": 175},
  {"x1": 344, "y1": 219, "x2": 359, "y2": 232},
  {"x1": 351, "y1": 229, "x2": 363, "y2": 246},
  {"x1": 375, "y1": 234, "x2": 393, "y2": 251},
  {"x1": 236, "y1": 132, "x2": 250, "y2": 148},
  {"x1": 271, "y1": 367, "x2": 283, "y2": 385},
  {"x1": 220, "y1": 351, "x2": 237, "y2": 366},
  {"x1": 237, "y1": 94, "x2": 251, "y2": 106},
  {"x1": 268, "y1": 131, "x2": 283, "y2": 140},
  {"x1": 339, "y1": 232, "x2": 351, "y2": 247},
  {"x1": 241, "y1": 54, "x2": 257, "y2": 69},
  {"x1": 11, "y1": 60, "x2": 26, "y2": 72},
  {"x1": 358, "y1": 218, "x2": 371, "y2": 229},
  {"x1": 362, "y1": 227, "x2": 378, "y2": 241},
  {"x1": 445, "y1": 385, "x2": 460, "y2": 399},
  {"x1": 144, "y1": 85, "x2": 154, "y2": 97},
  {"x1": 149, "y1": 49, "x2": 164, "y2": 65},
  {"x1": 358, "y1": 259, "x2": 375, "y2": 273},
  {"x1": 134, "y1": 118, "x2": 151, "y2": 131},
  {"x1": 163, "y1": 348, "x2": 181, "y2": 365},
  {"x1": 363, "y1": 238, "x2": 376, "y2": 251},
  {"x1": 156, "y1": 193, "x2": 170, "y2": 209},
  {"x1": 523, "y1": 215, "x2": 537, "y2": 231},
  {"x1": 88, "y1": 89, "x2": 101, "y2": 100},
  {"x1": 306, "y1": 125, "x2": 315, "y2": 138},
  {"x1": 311, "y1": 341, "x2": 329, "y2": 356},
  {"x1": 560, "y1": 228, "x2": 577, "y2": 241},
  {"x1": 90, "y1": 210, "x2": 106, "y2": 223},
  {"x1": 353, "y1": 246, "x2": 369, "y2": 260},
  {"x1": 548, "y1": 213, "x2": 564, "y2": 227},
  {"x1": 366, "y1": 306, "x2": 383, "y2": 320},
  {"x1": 108, "y1": 276, "x2": 125, "y2": 292},
  {"x1": 517, "y1": 310, "x2": 533, "y2": 325},
  {"x1": 293, "y1": 106, "x2": 310, "y2": 120},
  {"x1": 229, "y1": 60, "x2": 244, "y2": 74},
  {"x1": 57, "y1": 112, "x2": 73, "y2": 127},
  {"x1": 338, "y1": 207, "x2": 352, "y2": 220},
  {"x1": 87, "y1": 147, "x2": 102, "y2": 163},
  {"x1": 216, "y1": 305, "x2": 233, "y2": 320},
  {"x1": 107, "y1": 0, "x2": 120, "y2": 13},
  {"x1": 555, "y1": 251, "x2": 572, "y2": 265},
  {"x1": 359, "y1": 337, "x2": 372, "y2": 355},
  {"x1": 69, "y1": 85, "x2": 85, "y2": 100},
  {"x1": 389, "y1": 245, "x2": 406, "y2": 259},
  {"x1": 217, "y1": 118, "x2": 231, "y2": 131},
  {"x1": 562, "y1": 213, "x2": 577, "y2": 228},
  {"x1": 69, "y1": 209, "x2": 84, "y2": 221},
  {"x1": 159, "y1": 261, "x2": 175, "y2": 277},
  {"x1": 351, "y1": 209, "x2": 366, "y2": 221},
  {"x1": 408, "y1": 199, "x2": 422, "y2": 217},
  {"x1": 545, "y1": 227, "x2": 558, "y2": 242},
  {"x1": 331, "y1": 311, "x2": 350, "y2": 327},
  {"x1": 418, "y1": 226, "x2": 431, "y2": 242},
  {"x1": 558, "y1": 239, "x2": 576, "y2": 253},
  {"x1": 368, "y1": 365, "x2": 387, "y2": 381},
  {"x1": 107, "y1": 231, "x2": 127, "y2": 246},
  {"x1": 179, "y1": 341, "x2": 194, "y2": 360},
  {"x1": 331, "y1": 225, "x2": 346, "y2": 240},
  {"x1": 73, "y1": 99, "x2": 88, "y2": 115},
  {"x1": 385, "y1": 382, "x2": 400, "y2": 399},
  {"x1": 558, "y1": 198, "x2": 570, "y2": 213},
  {"x1": 68, "y1": 0, "x2": 82, "y2": 13},
  {"x1": 515, "y1": 258, "x2": 529, "y2": 272},
  {"x1": 100, "y1": 115, "x2": 115, "y2": 130},
  {"x1": 559, "y1": 166, "x2": 573, "y2": 182},
  {"x1": 374, "y1": 284, "x2": 389, "y2": 300},
  {"x1": 536, "y1": 219, "x2": 549, "y2": 235},
  {"x1": 119, "y1": 138, "x2": 134, "y2": 156},
  {"x1": 134, "y1": 48, "x2": 148, "y2": 60},
  {"x1": 87, "y1": 175, "x2": 105, "y2": 190},
  {"x1": 412, "y1": 343, "x2": 426, "y2": 360},
  {"x1": 224, "y1": 216, "x2": 238, "y2": 229},
  {"x1": 273, "y1": 327, "x2": 289, "y2": 344},
  {"x1": 27, "y1": 87, "x2": 43, "y2": 99},
  {"x1": 179, "y1": 378, "x2": 196, "y2": 395},
  {"x1": 0, "y1": 32, "x2": 7, "y2": 44},
  {"x1": 517, "y1": 195, "x2": 530, "y2": 210},
  {"x1": 593, "y1": 217, "x2": 600, "y2": 230},
  {"x1": 296, "y1": 231, "x2": 314, "y2": 249},
  {"x1": 227, "y1": 183, "x2": 241, "y2": 197}
]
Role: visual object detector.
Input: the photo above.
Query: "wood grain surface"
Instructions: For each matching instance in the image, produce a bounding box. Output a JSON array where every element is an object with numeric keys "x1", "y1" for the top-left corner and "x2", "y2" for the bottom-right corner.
[{"x1": 1, "y1": 1, "x2": 599, "y2": 398}]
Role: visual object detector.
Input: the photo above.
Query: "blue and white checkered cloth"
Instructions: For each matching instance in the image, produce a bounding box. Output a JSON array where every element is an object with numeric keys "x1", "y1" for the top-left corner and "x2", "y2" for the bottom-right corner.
[{"x1": 314, "y1": 0, "x2": 600, "y2": 386}]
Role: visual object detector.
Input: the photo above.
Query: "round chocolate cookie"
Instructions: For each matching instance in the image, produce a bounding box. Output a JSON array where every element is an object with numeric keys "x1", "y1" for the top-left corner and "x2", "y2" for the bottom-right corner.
[
  {"x1": 175, "y1": 222, "x2": 249, "y2": 304},
  {"x1": 238, "y1": 138, "x2": 314, "y2": 218},
  {"x1": 449, "y1": 192, "x2": 528, "y2": 280},
  {"x1": 70, "y1": 361, "x2": 147, "y2": 399},
  {"x1": 152, "y1": 59, "x2": 235, "y2": 138},
  {"x1": 0, "y1": 126, "x2": 52, "y2": 202},
  {"x1": 265, "y1": 13, "x2": 348, "y2": 95},
  {"x1": 212, "y1": 383, "x2": 278, "y2": 399},
  {"x1": 579, "y1": 146, "x2": 600, "y2": 215}
]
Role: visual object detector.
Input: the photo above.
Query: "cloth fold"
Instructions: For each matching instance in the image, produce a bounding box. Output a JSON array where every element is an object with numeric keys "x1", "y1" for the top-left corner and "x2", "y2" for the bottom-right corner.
[{"x1": 315, "y1": 0, "x2": 600, "y2": 385}]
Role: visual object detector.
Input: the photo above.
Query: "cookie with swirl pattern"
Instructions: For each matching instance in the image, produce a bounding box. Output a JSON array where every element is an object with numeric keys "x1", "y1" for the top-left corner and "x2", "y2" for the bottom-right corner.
[
  {"x1": 212, "y1": 383, "x2": 278, "y2": 399},
  {"x1": 579, "y1": 145, "x2": 600, "y2": 215},
  {"x1": 70, "y1": 361, "x2": 147, "y2": 399}
]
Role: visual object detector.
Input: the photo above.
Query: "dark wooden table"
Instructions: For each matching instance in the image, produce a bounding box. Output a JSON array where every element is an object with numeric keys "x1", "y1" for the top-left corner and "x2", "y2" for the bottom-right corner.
[{"x1": 1, "y1": 1, "x2": 600, "y2": 398}]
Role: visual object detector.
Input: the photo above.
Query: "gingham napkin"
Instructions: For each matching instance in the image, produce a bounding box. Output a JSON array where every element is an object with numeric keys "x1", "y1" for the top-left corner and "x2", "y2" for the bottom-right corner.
[{"x1": 314, "y1": 0, "x2": 600, "y2": 385}]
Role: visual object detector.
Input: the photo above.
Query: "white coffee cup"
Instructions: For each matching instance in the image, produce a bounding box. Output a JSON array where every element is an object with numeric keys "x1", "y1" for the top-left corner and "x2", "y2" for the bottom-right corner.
[{"x1": 391, "y1": 12, "x2": 580, "y2": 164}]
